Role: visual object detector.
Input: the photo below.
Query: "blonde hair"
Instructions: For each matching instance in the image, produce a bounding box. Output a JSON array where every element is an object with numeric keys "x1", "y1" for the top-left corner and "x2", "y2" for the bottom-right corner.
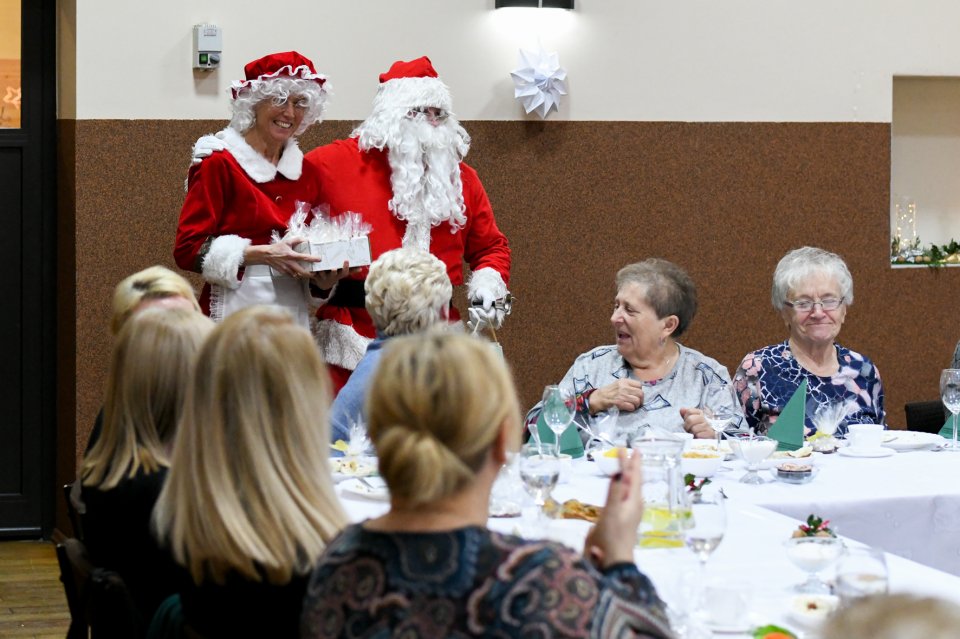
[
  {"x1": 153, "y1": 306, "x2": 347, "y2": 585},
  {"x1": 112, "y1": 266, "x2": 200, "y2": 335},
  {"x1": 82, "y1": 308, "x2": 213, "y2": 490},
  {"x1": 822, "y1": 594, "x2": 960, "y2": 639},
  {"x1": 367, "y1": 332, "x2": 522, "y2": 505},
  {"x1": 365, "y1": 248, "x2": 452, "y2": 337}
]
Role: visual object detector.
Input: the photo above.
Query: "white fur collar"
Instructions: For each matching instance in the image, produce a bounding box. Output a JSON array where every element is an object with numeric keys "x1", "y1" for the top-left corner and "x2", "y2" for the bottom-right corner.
[{"x1": 214, "y1": 127, "x2": 304, "y2": 183}]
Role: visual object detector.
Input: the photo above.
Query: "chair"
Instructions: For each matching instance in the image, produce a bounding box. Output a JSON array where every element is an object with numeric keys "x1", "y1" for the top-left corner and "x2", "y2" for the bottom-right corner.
[
  {"x1": 904, "y1": 400, "x2": 946, "y2": 434},
  {"x1": 63, "y1": 482, "x2": 85, "y2": 540},
  {"x1": 56, "y1": 537, "x2": 142, "y2": 639}
]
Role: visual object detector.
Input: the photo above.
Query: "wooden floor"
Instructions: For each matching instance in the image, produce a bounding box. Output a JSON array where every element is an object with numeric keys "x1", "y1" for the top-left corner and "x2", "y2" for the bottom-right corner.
[{"x1": 0, "y1": 541, "x2": 70, "y2": 638}]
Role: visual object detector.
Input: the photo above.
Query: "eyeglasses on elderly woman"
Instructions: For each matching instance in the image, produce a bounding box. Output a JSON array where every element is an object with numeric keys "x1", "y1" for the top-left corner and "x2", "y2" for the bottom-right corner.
[{"x1": 783, "y1": 296, "x2": 845, "y2": 313}]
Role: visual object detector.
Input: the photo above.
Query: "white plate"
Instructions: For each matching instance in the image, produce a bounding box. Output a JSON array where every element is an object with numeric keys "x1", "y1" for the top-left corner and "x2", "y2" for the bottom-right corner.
[
  {"x1": 339, "y1": 477, "x2": 390, "y2": 501},
  {"x1": 837, "y1": 446, "x2": 896, "y2": 458},
  {"x1": 882, "y1": 431, "x2": 945, "y2": 452},
  {"x1": 329, "y1": 456, "x2": 378, "y2": 483}
]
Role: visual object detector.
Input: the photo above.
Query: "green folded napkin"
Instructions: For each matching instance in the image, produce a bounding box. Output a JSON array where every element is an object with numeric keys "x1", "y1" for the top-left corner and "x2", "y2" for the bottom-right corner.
[
  {"x1": 939, "y1": 416, "x2": 957, "y2": 440},
  {"x1": 535, "y1": 414, "x2": 585, "y2": 458},
  {"x1": 768, "y1": 379, "x2": 806, "y2": 451}
]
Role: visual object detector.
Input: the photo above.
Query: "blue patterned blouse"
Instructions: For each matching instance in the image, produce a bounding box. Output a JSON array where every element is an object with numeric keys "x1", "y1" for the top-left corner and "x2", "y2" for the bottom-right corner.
[
  {"x1": 733, "y1": 340, "x2": 885, "y2": 438},
  {"x1": 301, "y1": 524, "x2": 674, "y2": 639}
]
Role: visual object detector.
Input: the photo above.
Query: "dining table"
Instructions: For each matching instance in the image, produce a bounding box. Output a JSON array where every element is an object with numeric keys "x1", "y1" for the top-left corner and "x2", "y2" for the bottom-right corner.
[{"x1": 333, "y1": 442, "x2": 960, "y2": 638}]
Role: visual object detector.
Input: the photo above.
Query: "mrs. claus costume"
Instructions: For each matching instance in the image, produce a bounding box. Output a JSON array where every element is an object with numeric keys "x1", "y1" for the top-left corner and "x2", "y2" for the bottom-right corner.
[
  {"x1": 174, "y1": 51, "x2": 329, "y2": 328},
  {"x1": 305, "y1": 57, "x2": 512, "y2": 391}
]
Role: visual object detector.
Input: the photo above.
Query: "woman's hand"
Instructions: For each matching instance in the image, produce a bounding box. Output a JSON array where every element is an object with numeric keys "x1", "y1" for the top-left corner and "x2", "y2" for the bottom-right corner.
[
  {"x1": 584, "y1": 448, "x2": 644, "y2": 568},
  {"x1": 680, "y1": 407, "x2": 716, "y2": 439},
  {"x1": 590, "y1": 379, "x2": 645, "y2": 414},
  {"x1": 243, "y1": 237, "x2": 320, "y2": 278},
  {"x1": 310, "y1": 261, "x2": 357, "y2": 290}
]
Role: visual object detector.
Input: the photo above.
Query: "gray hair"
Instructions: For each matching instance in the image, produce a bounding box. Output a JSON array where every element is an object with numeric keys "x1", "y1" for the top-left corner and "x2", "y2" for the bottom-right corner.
[
  {"x1": 229, "y1": 77, "x2": 328, "y2": 136},
  {"x1": 365, "y1": 248, "x2": 453, "y2": 337},
  {"x1": 771, "y1": 246, "x2": 854, "y2": 310},
  {"x1": 615, "y1": 258, "x2": 698, "y2": 338}
]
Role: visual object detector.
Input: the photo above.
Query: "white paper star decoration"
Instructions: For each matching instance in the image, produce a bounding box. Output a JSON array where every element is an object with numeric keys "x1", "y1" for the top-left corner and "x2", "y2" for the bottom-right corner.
[
  {"x1": 3, "y1": 86, "x2": 21, "y2": 110},
  {"x1": 510, "y1": 46, "x2": 567, "y2": 119}
]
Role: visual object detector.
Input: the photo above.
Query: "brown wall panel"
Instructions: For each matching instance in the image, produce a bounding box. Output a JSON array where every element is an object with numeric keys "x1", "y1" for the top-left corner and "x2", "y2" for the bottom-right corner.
[{"x1": 66, "y1": 120, "x2": 960, "y2": 463}]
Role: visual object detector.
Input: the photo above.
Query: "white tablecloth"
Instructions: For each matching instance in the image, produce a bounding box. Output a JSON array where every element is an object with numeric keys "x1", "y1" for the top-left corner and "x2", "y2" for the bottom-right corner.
[
  {"x1": 707, "y1": 448, "x2": 960, "y2": 576},
  {"x1": 334, "y1": 454, "x2": 960, "y2": 637}
]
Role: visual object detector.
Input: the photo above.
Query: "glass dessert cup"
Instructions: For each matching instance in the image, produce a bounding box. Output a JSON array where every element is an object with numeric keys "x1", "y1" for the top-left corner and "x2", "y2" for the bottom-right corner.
[
  {"x1": 731, "y1": 435, "x2": 777, "y2": 484},
  {"x1": 785, "y1": 536, "x2": 844, "y2": 594}
]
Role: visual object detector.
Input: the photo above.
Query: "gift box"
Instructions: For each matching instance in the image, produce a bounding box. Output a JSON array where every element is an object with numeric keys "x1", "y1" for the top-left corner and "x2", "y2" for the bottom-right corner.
[{"x1": 297, "y1": 236, "x2": 371, "y2": 272}]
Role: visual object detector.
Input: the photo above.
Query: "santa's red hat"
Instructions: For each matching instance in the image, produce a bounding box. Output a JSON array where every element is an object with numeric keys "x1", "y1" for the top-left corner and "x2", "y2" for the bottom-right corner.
[
  {"x1": 231, "y1": 51, "x2": 327, "y2": 99},
  {"x1": 371, "y1": 56, "x2": 453, "y2": 114}
]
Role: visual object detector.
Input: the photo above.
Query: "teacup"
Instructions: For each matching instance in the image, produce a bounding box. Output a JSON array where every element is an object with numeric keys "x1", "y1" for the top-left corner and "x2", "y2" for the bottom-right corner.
[
  {"x1": 847, "y1": 423, "x2": 884, "y2": 452},
  {"x1": 703, "y1": 581, "x2": 748, "y2": 627}
]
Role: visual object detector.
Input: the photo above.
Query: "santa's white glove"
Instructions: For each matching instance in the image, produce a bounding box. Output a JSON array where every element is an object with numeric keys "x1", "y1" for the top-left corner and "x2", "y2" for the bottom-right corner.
[
  {"x1": 191, "y1": 134, "x2": 226, "y2": 165},
  {"x1": 467, "y1": 304, "x2": 503, "y2": 334},
  {"x1": 466, "y1": 267, "x2": 510, "y2": 333}
]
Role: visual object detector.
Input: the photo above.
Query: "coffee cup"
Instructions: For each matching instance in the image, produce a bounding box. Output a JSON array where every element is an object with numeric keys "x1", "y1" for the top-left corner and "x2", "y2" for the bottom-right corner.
[
  {"x1": 847, "y1": 423, "x2": 884, "y2": 452},
  {"x1": 703, "y1": 581, "x2": 748, "y2": 628}
]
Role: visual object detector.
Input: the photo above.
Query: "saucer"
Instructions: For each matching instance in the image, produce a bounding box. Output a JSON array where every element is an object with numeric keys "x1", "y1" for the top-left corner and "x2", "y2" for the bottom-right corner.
[{"x1": 837, "y1": 446, "x2": 895, "y2": 458}]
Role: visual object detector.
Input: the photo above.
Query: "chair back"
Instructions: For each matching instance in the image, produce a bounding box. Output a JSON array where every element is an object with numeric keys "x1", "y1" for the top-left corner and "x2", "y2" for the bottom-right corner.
[
  {"x1": 63, "y1": 482, "x2": 85, "y2": 540},
  {"x1": 57, "y1": 537, "x2": 142, "y2": 639},
  {"x1": 904, "y1": 400, "x2": 946, "y2": 434}
]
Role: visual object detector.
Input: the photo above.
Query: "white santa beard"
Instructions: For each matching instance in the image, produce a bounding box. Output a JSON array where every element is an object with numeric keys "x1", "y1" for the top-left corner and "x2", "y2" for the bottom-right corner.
[{"x1": 383, "y1": 117, "x2": 469, "y2": 250}]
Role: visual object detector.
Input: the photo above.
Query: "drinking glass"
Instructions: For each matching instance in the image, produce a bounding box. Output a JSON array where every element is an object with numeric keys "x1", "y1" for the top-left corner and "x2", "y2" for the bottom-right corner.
[
  {"x1": 701, "y1": 380, "x2": 741, "y2": 452},
  {"x1": 784, "y1": 536, "x2": 844, "y2": 594},
  {"x1": 730, "y1": 435, "x2": 777, "y2": 484},
  {"x1": 519, "y1": 442, "x2": 560, "y2": 524},
  {"x1": 685, "y1": 493, "x2": 726, "y2": 572},
  {"x1": 541, "y1": 385, "x2": 576, "y2": 454},
  {"x1": 940, "y1": 369, "x2": 960, "y2": 451},
  {"x1": 835, "y1": 546, "x2": 889, "y2": 605}
]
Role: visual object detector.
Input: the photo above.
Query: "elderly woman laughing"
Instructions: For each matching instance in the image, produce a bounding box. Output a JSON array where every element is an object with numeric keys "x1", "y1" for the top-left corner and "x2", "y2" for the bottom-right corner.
[
  {"x1": 734, "y1": 246, "x2": 885, "y2": 437},
  {"x1": 527, "y1": 258, "x2": 743, "y2": 443}
]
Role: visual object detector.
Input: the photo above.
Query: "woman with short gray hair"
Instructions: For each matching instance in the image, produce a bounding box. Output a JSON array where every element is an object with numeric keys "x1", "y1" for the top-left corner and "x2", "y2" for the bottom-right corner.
[
  {"x1": 526, "y1": 258, "x2": 740, "y2": 443},
  {"x1": 734, "y1": 246, "x2": 884, "y2": 437}
]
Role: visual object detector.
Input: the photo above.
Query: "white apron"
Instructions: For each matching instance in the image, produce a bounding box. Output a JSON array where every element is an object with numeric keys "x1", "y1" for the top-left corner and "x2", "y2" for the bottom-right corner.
[{"x1": 209, "y1": 265, "x2": 311, "y2": 329}]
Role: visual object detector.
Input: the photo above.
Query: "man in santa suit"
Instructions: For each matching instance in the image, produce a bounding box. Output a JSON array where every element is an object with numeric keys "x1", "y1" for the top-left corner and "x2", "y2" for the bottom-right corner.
[{"x1": 305, "y1": 57, "x2": 512, "y2": 391}]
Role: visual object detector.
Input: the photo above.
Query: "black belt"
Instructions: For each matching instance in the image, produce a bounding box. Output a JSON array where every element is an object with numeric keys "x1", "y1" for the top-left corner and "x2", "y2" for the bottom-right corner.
[
  {"x1": 329, "y1": 279, "x2": 366, "y2": 308},
  {"x1": 326, "y1": 277, "x2": 456, "y2": 313}
]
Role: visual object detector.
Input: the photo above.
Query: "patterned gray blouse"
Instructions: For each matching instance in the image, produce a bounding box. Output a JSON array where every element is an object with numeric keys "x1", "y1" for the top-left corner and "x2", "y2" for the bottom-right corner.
[{"x1": 525, "y1": 343, "x2": 743, "y2": 443}]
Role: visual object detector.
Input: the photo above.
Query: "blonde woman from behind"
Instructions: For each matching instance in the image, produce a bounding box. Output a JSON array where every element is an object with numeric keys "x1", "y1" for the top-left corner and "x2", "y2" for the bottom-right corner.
[
  {"x1": 81, "y1": 307, "x2": 213, "y2": 633},
  {"x1": 151, "y1": 306, "x2": 347, "y2": 639},
  {"x1": 301, "y1": 332, "x2": 675, "y2": 639}
]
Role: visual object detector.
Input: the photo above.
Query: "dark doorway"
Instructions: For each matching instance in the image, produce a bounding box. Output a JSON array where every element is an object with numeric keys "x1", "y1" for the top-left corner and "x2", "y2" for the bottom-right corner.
[{"x1": 0, "y1": 0, "x2": 57, "y2": 537}]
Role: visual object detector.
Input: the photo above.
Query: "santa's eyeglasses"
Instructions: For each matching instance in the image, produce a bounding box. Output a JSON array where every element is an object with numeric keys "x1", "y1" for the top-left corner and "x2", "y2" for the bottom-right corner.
[{"x1": 406, "y1": 107, "x2": 449, "y2": 122}]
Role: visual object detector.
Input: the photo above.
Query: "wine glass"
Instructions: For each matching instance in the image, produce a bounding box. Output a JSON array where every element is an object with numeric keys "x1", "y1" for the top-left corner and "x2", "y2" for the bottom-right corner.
[
  {"x1": 684, "y1": 493, "x2": 726, "y2": 624},
  {"x1": 835, "y1": 546, "x2": 889, "y2": 605},
  {"x1": 519, "y1": 442, "x2": 560, "y2": 525},
  {"x1": 701, "y1": 380, "x2": 741, "y2": 452},
  {"x1": 541, "y1": 385, "x2": 575, "y2": 455},
  {"x1": 730, "y1": 435, "x2": 776, "y2": 484},
  {"x1": 940, "y1": 369, "x2": 960, "y2": 451},
  {"x1": 784, "y1": 536, "x2": 844, "y2": 594}
]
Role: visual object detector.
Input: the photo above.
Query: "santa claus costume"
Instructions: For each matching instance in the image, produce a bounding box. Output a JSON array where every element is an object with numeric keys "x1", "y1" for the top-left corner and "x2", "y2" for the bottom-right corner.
[
  {"x1": 304, "y1": 57, "x2": 511, "y2": 391},
  {"x1": 174, "y1": 51, "x2": 331, "y2": 328}
]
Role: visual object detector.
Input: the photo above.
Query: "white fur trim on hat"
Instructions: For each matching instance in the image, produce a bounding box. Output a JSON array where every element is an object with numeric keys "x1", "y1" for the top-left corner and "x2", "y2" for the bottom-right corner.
[
  {"x1": 210, "y1": 127, "x2": 304, "y2": 183},
  {"x1": 372, "y1": 76, "x2": 453, "y2": 114},
  {"x1": 314, "y1": 319, "x2": 371, "y2": 371},
  {"x1": 467, "y1": 267, "x2": 508, "y2": 301},
  {"x1": 201, "y1": 234, "x2": 251, "y2": 289}
]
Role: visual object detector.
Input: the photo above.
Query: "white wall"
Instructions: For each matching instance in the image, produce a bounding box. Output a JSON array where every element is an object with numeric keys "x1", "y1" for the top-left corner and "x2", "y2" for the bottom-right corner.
[
  {"x1": 73, "y1": 0, "x2": 960, "y2": 122},
  {"x1": 892, "y1": 77, "x2": 960, "y2": 248}
]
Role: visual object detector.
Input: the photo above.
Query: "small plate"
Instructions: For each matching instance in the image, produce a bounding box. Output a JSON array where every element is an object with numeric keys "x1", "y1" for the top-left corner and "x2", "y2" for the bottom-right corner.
[
  {"x1": 837, "y1": 446, "x2": 896, "y2": 458},
  {"x1": 883, "y1": 431, "x2": 945, "y2": 452},
  {"x1": 770, "y1": 465, "x2": 820, "y2": 484},
  {"x1": 339, "y1": 477, "x2": 390, "y2": 501},
  {"x1": 329, "y1": 456, "x2": 378, "y2": 483}
]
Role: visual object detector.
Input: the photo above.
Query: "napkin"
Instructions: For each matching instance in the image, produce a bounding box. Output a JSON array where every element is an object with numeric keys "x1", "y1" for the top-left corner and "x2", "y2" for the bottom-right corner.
[
  {"x1": 939, "y1": 417, "x2": 957, "y2": 440},
  {"x1": 535, "y1": 414, "x2": 584, "y2": 458},
  {"x1": 768, "y1": 379, "x2": 806, "y2": 452}
]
